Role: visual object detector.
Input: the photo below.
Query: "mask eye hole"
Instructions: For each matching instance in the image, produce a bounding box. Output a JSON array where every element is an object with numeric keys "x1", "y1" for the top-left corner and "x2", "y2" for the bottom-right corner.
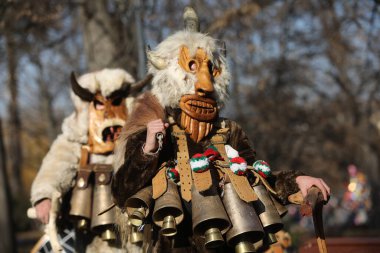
[
  {"x1": 94, "y1": 99, "x2": 105, "y2": 110},
  {"x1": 112, "y1": 97, "x2": 123, "y2": 106},
  {"x1": 188, "y1": 60, "x2": 197, "y2": 72},
  {"x1": 209, "y1": 60, "x2": 221, "y2": 77},
  {"x1": 208, "y1": 61, "x2": 214, "y2": 74}
]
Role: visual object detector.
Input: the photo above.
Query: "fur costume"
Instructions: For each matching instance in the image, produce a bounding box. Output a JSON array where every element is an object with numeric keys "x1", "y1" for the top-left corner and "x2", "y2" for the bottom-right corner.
[
  {"x1": 112, "y1": 8, "x2": 305, "y2": 253},
  {"x1": 30, "y1": 68, "x2": 136, "y2": 253}
]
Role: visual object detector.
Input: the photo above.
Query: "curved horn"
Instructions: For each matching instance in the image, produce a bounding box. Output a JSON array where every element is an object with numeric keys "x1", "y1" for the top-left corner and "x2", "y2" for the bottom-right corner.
[
  {"x1": 108, "y1": 82, "x2": 131, "y2": 100},
  {"x1": 183, "y1": 6, "x2": 199, "y2": 32},
  {"x1": 70, "y1": 72, "x2": 95, "y2": 102},
  {"x1": 220, "y1": 41, "x2": 227, "y2": 57},
  {"x1": 146, "y1": 45, "x2": 168, "y2": 70},
  {"x1": 130, "y1": 74, "x2": 153, "y2": 95}
]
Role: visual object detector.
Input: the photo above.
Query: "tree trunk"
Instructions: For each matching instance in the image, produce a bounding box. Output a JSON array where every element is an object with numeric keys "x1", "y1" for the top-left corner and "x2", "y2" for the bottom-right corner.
[
  {"x1": 0, "y1": 118, "x2": 17, "y2": 253},
  {"x1": 5, "y1": 31, "x2": 23, "y2": 196},
  {"x1": 40, "y1": 74, "x2": 58, "y2": 142},
  {"x1": 32, "y1": 55, "x2": 58, "y2": 142},
  {"x1": 133, "y1": 0, "x2": 146, "y2": 79},
  {"x1": 78, "y1": 0, "x2": 138, "y2": 74}
]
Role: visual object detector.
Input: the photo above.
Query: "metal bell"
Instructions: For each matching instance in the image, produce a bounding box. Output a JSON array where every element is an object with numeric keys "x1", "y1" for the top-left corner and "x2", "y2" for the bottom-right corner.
[
  {"x1": 270, "y1": 195, "x2": 288, "y2": 217},
  {"x1": 69, "y1": 169, "x2": 93, "y2": 231},
  {"x1": 125, "y1": 186, "x2": 153, "y2": 227},
  {"x1": 192, "y1": 185, "x2": 231, "y2": 249},
  {"x1": 101, "y1": 228, "x2": 117, "y2": 241},
  {"x1": 152, "y1": 180, "x2": 184, "y2": 237},
  {"x1": 252, "y1": 184, "x2": 283, "y2": 234},
  {"x1": 129, "y1": 226, "x2": 143, "y2": 244},
  {"x1": 222, "y1": 183, "x2": 264, "y2": 249},
  {"x1": 263, "y1": 232, "x2": 277, "y2": 245},
  {"x1": 91, "y1": 167, "x2": 116, "y2": 240},
  {"x1": 235, "y1": 241, "x2": 256, "y2": 253},
  {"x1": 76, "y1": 218, "x2": 90, "y2": 230},
  {"x1": 253, "y1": 240, "x2": 263, "y2": 251}
]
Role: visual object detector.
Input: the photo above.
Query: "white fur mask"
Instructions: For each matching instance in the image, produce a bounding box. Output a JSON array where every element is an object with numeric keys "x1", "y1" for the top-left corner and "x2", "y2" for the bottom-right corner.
[{"x1": 149, "y1": 31, "x2": 231, "y2": 109}]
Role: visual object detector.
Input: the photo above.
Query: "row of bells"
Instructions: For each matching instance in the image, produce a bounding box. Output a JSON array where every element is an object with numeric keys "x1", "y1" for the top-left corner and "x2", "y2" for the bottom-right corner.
[
  {"x1": 125, "y1": 180, "x2": 288, "y2": 253},
  {"x1": 69, "y1": 179, "x2": 117, "y2": 241}
]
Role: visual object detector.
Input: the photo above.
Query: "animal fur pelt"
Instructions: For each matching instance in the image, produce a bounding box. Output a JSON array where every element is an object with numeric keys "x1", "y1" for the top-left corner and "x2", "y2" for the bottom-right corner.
[
  {"x1": 113, "y1": 92, "x2": 166, "y2": 172},
  {"x1": 112, "y1": 92, "x2": 166, "y2": 252},
  {"x1": 31, "y1": 69, "x2": 136, "y2": 205},
  {"x1": 271, "y1": 170, "x2": 305, "y2": 205}
]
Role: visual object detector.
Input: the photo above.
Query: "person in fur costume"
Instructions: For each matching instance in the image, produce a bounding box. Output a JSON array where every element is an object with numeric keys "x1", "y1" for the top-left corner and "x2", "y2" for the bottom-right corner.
[
  {"x1": 112, "y1": 7, "x2": 330, "y2": 253},
  {"x1": 30, "y1": 68, "x2": 150, "y2": 253}
]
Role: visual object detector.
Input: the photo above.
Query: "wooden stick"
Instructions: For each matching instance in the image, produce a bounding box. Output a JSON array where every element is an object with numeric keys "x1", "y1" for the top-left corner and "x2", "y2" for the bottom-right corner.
[
  {"x1": 301, "y1": 187, "x2": 328, "y2": 253},
  {"x1": 48, "y1": 191, "x2": 63, "y2": 253}
]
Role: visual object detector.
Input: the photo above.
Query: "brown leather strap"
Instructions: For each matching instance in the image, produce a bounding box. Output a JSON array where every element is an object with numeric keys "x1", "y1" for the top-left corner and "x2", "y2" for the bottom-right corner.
[
  {"x1": 192, "y1": 169, "x2": 212, "y2": 193},
  {"x1": 76, "y1": 146, "x2": 92, "y2": 189},
  {"x1": 211, "y1": 129, "x2": 258, "y2": 203},
  {"x1": 93, "y1": 164, "x2": 113, "y2": 185},
  {"x1": 79, "y1": 146, "x2": 90, "y2": 168},
  {"x1": 172, "y1": 125, "x2": 192, "y2": 202},
  {"x1": 152, "y1": 165, "x2": 168, "y2": 199},
  {"x1": 76, "y1": 166, "x2": 93, "y2": 189},
  {"x1": 172, "y1": 124, "x2": 213, "y2": 199}
]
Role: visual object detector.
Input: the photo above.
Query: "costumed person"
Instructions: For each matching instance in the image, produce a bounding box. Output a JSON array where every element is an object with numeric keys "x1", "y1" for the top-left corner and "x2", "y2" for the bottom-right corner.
[
  {"x1": 112, "y1": 7, "x2": 330, "y2": 253},
  {"x1": 29, "y1": 68, "x2": 150, "y2": 253}
]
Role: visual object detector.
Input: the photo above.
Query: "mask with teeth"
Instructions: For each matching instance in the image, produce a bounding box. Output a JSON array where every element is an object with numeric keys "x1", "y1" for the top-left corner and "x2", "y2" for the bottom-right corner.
[
  {"x1": 178, "y1": 46, "x2": 221, "y2": 142},
  {"x1": 88, "y1": 93, "x2": 127, "y2": 154}
]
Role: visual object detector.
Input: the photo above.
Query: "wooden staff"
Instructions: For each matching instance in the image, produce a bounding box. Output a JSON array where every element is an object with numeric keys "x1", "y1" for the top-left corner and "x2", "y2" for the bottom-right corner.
[
  {"x1": 27, "y1": 191, "x2": 63, "y2": 253},
  {"x1": 300, "y1": 187, "x2": 328, "y2": 253}
]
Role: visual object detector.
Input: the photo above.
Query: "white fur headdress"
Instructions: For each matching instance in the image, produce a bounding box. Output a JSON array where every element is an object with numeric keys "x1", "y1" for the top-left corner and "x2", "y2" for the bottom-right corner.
[
  {"x1": 62, "y1": 68, "x2": 136, "y2": 143},
  {"x1": 147, "y1": 9, "x2": 231, "y2": 109}
]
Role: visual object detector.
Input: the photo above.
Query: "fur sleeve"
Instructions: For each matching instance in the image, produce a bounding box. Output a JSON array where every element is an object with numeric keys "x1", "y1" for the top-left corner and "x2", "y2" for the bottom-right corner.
[
  {"x1": 111, "y1": 92, "x2": 166, "y2": 208},
  {"x1": 30, "y1": 134, "x2": 81, "y2": 205},
  {"x1": 270, "y1": 170, "x2": 305, "y2": 205},
  {"x1": 111, "y1": 130, "x2": 159, "y2": 208}
]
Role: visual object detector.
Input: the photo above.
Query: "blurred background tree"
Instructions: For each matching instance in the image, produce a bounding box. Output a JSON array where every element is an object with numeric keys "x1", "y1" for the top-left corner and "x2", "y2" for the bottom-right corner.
[{"x1": 1, "y1": 0, "x2": 380, "y2": 252}]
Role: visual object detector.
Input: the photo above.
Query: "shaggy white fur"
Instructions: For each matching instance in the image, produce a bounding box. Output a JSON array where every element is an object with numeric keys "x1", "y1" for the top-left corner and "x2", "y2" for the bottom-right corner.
[
  {"x1": 30, "y1": 134, "x2": 81, "y2": 205},
  {"x1": 69, "y1": 68, "x2": 136, "y2": 144},
  {"x1": 30, "y1": 68, "x2": 140, "y2": 253},
  {"x1": 71, "y1": 68, "x2": 136, "y2": 110},
  {"x1": 149, "y1": 31, "x2": 231, "y2": 109},
  {"x1": 31, "y1": 68, "x2": 135, "y2": 205}
]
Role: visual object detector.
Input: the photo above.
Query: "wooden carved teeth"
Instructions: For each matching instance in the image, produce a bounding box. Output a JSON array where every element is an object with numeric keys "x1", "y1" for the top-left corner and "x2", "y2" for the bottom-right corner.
[
  {"x1": 207, "y1": 122, "x2": 212, "y2": 136},
  {"x1": 185, "y1": 113, "x2": 190, "y2": 128},
  {"x1": 189, "y1": 118, "x2": 194, "y2": 134},
  {"x1": 186, "y1": 100, "x2": 214, "y2": 110}
]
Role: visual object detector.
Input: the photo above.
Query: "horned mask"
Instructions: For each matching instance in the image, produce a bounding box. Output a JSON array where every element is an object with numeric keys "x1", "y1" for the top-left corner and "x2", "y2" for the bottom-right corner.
[
  {"x1": 147, "y1": 7, "x2": 231, "y2": 142},
  {"x1": 71, "y1": 71, "x2": 149, "y2": 153}
]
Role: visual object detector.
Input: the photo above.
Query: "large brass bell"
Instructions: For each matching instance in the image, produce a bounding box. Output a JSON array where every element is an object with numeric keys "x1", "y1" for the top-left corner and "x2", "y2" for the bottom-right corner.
[
  {"x1": 69, "y1": 167, "x2": 93, "y2": 231},
  {"x1": 252, "y1": 184, "x2": 283, "y2": 234},
  {"x1": 222, "y1": 183, "x2": 264, "y2": 252},
  {"x1": 270, "y1": 195, "x2": 288, "y2": 217},
  {"x1": 90, "y1": 165, "x2": 116, "y2": 241},
  {"x1": 192, "y1": 185, "x2": 231, "y2": 249},
  {"x1": 125, "y1": 186, "x2": 153, "y2": 227},
  {"x1": 152, "y1": 180, "x2": 184, "y2": 237}
]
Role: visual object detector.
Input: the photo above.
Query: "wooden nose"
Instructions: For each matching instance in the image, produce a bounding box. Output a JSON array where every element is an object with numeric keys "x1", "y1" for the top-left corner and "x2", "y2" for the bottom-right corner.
[{"x1": 195, "y1": 62, "x2": 214, "y2": 96}]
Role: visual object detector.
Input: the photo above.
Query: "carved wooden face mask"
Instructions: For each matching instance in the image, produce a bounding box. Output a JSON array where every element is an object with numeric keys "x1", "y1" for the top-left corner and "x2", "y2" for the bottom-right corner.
[
  {"x1": 178, "y1": 46, "x2": 221, "y2": 142},
  {"x1": 88, "y1": 93, "x2": 127, "y2": 154}
]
